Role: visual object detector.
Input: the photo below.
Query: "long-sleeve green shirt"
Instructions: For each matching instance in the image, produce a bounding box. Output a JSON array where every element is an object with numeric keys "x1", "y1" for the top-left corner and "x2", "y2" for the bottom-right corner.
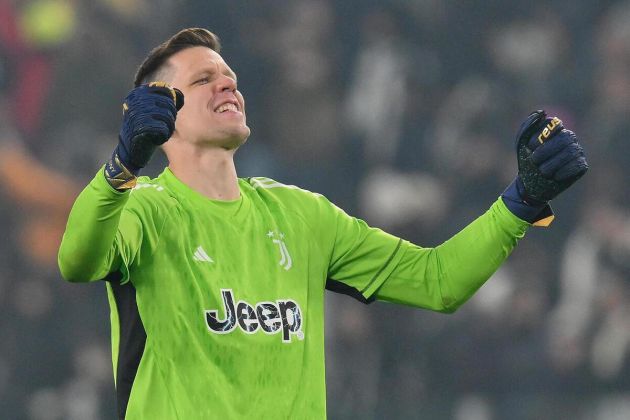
[{"x1": 58, "y1": 168, "x2": 529, "y2": 419}]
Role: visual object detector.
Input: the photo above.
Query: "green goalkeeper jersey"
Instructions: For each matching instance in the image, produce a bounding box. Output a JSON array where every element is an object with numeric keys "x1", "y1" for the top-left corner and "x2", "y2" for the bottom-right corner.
[{"x1": 58, "y1": 168, "x2": 529, "y2": 419}]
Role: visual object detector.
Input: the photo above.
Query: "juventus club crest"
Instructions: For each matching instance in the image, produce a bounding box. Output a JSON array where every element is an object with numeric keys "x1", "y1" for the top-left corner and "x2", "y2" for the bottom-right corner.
[{"x1": 267, "y1": 230, "x2": 292, "y2": 270}]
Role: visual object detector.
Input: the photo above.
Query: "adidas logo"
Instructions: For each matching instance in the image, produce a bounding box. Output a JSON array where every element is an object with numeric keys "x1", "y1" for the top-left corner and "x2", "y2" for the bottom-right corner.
[{"x1": 193, "y1": 246, "x2": 214, "y2": 263}]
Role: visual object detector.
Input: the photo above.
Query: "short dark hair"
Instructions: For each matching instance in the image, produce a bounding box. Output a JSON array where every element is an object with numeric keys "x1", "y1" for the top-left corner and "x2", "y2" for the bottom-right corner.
[{"x1": 134, "y1": 28, "x2": 221, "y2": 87}]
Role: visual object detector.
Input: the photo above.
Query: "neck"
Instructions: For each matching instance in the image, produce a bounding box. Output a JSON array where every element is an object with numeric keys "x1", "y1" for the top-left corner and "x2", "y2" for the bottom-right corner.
[{"x1": 167, "y1": 142, "x2": 240, "y2": 201}]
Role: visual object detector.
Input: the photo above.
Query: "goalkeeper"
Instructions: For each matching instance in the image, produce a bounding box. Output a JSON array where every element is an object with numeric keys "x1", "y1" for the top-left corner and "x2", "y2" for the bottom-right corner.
[{"x1": 58, "y1": 28, "x2": 588, "y2": 419}]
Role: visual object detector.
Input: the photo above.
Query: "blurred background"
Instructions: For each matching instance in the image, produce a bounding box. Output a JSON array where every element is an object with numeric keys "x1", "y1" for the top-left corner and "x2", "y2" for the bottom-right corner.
[{"x1": 1, "y1": 0, "x2": 629, "y2": 418}]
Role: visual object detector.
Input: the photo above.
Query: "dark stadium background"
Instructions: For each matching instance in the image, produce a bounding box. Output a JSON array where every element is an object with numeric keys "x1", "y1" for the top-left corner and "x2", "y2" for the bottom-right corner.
[{"x1": 1, "y1": 0, "x2": 630, "y2": 418}]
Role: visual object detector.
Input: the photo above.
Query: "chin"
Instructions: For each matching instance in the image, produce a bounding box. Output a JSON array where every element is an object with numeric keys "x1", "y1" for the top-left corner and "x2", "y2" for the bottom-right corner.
[
  {"x1": 215, "y1": 127, "x2": 251, "y2": 150},
  {"x1": 222, "y1": 136, "x2": 248, "y2": 151}
]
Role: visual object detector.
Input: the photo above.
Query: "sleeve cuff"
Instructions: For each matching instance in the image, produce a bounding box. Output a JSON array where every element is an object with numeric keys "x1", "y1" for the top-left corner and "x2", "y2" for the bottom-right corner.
[
  {"x1": 501, "y1": 178, "x2": 555, "y2": 227},
  {"x1": 500, "y1": 196, "x2": 555, "y2": 227}
]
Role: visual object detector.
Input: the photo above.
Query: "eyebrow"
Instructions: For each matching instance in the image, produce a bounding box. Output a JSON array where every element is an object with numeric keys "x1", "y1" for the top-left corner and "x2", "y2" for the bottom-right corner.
[{"x1": 191, "y1": 66, "x2": 238, "y2": 83}]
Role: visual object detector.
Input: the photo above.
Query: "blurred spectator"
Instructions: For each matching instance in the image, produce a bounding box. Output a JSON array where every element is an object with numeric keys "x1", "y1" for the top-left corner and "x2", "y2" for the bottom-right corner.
[
  {"x1": 0, "y1": 0, "x2": 177, "y2": 417},
  {"x1": 344, "y1": 8, "x2": 410, "y2": 166}
]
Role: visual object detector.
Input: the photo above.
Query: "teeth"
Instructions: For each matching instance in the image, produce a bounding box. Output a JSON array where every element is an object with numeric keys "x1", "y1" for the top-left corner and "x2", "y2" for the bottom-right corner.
[{"x1": 215, "y1": 103, "x2": 238, "y2": 113}]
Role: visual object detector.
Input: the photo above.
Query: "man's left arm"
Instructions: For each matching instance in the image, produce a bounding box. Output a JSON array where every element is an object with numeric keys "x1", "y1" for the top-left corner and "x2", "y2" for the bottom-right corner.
[
  {"x1": 375, "y1": 110, "x2": 589, "y2": 312},
  {"x1": 373, "y1": 198, "x2": 526, "y2": 312}
]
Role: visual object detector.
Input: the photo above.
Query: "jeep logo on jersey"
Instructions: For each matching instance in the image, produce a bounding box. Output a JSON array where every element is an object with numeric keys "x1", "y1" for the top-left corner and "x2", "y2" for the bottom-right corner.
[{"x1": 205, "y1": 289, "x2": 304, "y2": 343}]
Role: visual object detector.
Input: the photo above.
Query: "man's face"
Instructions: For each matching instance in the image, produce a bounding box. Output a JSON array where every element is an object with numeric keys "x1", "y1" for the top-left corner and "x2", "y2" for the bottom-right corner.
[{"x1": 166, "y1": 46, "x2": 250, "y2": 149}]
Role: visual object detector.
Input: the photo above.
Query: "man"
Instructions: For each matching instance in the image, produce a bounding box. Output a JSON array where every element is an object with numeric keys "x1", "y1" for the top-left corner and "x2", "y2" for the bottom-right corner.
[{"x1": 58, "y1": 28, "x2": 588, "y2": 419}]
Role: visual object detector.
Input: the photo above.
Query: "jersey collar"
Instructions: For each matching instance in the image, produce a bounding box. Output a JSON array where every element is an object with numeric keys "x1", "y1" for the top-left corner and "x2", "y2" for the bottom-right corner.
[{"x1": 159, "y1": 167, "x2": 252, "y2": 223}]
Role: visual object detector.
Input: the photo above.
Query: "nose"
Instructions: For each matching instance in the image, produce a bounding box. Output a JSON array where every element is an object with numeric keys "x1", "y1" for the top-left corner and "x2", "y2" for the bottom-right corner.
[{"x1": 216, "y1": 74, "x2": 237, "y2": 92}]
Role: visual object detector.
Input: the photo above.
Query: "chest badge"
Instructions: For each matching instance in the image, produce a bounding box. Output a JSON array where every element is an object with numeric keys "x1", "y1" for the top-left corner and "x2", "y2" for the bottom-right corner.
[{"x1": 267, "y1": 231, "x2": 292, "y2": 270}]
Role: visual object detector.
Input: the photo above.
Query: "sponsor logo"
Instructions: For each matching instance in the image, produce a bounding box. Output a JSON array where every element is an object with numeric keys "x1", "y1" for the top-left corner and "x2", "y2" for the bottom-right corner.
[
  {"x1": 193, "y1": 246, "x2": 214, "y2": 263},
  {"x1": 205, "y1": 289, "x2": 304, "y2": 343},
  {"x1": 537, "y1": 116, "x2": 562, "y2": 144}
]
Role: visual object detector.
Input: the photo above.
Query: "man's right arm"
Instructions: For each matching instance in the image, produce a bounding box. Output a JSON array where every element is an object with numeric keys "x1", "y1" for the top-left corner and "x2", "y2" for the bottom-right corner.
[
  {"x1": 58, "y1": 82, "x2": 182, "y2": 282},
  {"x1": 58, "y1": 170, "x2": 139, "y2": 282}
]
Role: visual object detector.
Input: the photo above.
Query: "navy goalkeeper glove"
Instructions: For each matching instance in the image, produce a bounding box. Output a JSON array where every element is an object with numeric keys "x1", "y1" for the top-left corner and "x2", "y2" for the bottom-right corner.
[
  {"x1": 502, "y1": 110, "x2": 588, "y2": 226},
  {"x1": 104, "y1": 82, "x2": 184, "y2": 190}
]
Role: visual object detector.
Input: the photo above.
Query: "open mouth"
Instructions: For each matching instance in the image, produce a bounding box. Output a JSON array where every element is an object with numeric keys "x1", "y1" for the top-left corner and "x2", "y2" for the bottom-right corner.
[{"x1": 214, "y1": 102, "x2": 239, "y2": 113}]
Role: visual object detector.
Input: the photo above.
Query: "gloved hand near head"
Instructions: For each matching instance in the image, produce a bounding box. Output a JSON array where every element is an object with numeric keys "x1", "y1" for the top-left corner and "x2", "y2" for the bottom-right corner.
[{"x1": 105, "y1": 82, "x2": 184, "y2": 190}]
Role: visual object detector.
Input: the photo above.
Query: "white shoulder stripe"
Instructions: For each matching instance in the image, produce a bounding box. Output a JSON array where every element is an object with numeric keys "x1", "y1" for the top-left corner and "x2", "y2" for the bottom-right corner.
[
  {"x1": 250, "y1": 178, "x2": 300, "y2": 190},
  {"x1": 132, "y1": 182, "x2": 164, "y2": 192}
]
